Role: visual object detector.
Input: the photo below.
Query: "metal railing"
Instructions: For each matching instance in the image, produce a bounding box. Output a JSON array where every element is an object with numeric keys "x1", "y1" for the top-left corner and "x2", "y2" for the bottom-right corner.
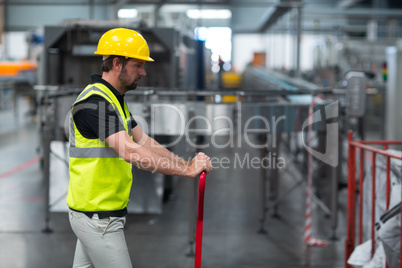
[{"x1": 345, "y1": 130, "x2": 402, "y2": 268}]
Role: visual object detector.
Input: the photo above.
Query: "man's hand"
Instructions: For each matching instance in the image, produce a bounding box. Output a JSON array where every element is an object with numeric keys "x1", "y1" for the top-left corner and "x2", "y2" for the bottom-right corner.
[{"x1": 187, "y1": 152, "x2": 213, "y2": 177}]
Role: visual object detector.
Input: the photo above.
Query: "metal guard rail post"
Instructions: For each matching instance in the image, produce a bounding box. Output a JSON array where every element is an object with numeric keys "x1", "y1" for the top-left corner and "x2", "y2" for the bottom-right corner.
[
  {"x1": 195, "y1": 171, "x2": 207, "y2": 268},
  {"x1": 345, "y1": 131, "x2": 402, "y2": 268}
]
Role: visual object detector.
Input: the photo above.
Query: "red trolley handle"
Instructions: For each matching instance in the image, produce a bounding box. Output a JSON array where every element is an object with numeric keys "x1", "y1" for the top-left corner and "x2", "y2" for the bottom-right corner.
[{"x1": 194, "y1": 171, "x2": 207, "y2": 268}]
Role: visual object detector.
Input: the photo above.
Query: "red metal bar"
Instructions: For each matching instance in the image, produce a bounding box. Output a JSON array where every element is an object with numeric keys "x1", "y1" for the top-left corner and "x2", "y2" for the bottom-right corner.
[
  {"x1": 350, "y1": 141, "x2": 402, "y2": 160},
  {"x1": 360, "y1": 140, "x2": 402, "y2": 145},
  {"x1": 386, "y1": 156, "x2": 391, "y2": 211},
  {"x1": 358, "y1": 148, "x2": 364, "y2": 245},
  {"x1": 384, "y1": 144, "x2": 390, "y2": 268},
  {"x1": 371, "y1": 152, "x2": 376, "y2": 257},
  {"x1": 384, "y1": 145, "x2": 391, "y2": 211},
  {"x1": 400, "y1": 156, "x2": 402, "y2": 268},
  {"x1": 194, "y1": 171, "x2": 207, "y2": 268},
  {"x1": 345, "y1": 131, "x2": 356, "y2": 268}
]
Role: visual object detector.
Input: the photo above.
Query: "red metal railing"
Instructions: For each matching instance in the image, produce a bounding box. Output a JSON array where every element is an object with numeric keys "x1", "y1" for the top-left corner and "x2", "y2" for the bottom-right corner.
[{"x1": 345, "y1": 131, "x2": 402, "y2": 268}]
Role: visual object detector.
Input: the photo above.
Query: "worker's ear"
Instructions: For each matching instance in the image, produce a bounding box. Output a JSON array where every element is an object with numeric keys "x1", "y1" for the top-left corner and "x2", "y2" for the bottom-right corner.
[{"x1": 112, "y1": 57, "x2": 123, "y2": 71}]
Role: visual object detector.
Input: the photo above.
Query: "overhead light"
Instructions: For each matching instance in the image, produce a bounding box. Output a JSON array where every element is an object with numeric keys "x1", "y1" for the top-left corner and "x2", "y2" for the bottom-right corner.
[
  {"x1": 118, "y1": 9, "x2": 138, "y2": 19},
  {"x1": 186, "y1": 9, "x2": 232, "y2": 20}
]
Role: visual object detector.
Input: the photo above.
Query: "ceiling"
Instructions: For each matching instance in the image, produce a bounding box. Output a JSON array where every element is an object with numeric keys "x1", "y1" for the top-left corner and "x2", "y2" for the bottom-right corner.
[
  {"x1": 3, "y1": 0, "x2": 402, "y2": 38},
  {"x1": 123, "y1": 0, "x2": 402, "y2": 38}
]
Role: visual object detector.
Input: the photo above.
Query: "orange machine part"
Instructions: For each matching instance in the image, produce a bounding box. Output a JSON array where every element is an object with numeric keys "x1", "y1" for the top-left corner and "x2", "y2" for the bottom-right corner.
[{"x1": 0, "y1": 61, "x2": 37, "y2": 77}]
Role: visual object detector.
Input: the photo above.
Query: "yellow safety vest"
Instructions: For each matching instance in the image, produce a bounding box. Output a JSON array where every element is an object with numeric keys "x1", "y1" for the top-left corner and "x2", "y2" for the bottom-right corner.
[{"x1": 67, "y1": 83, "x2": 133, "y2": 212}]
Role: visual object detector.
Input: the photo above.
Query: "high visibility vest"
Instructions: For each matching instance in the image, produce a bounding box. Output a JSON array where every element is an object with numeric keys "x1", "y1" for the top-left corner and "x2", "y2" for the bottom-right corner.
[{"x1": 67, "y1": 83, "x2": 133, "y2": 212}]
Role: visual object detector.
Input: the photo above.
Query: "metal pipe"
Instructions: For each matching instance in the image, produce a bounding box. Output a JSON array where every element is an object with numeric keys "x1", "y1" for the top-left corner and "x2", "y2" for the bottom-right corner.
[
  {"x1": 42, "y1": 103, "x2": 53, "y2": 233},
  {"x1": 187, "y1": 110, "x2": 197, "y2": 256},
  {"x1": 359, "y1": 140, "x2": 402, "y2": 145},
  {"x1": 330, "y1": 119, "x2": 341, "y2": 240},
  {"x1": 89, "y1": 0, "x2": 94, "y2": 20},
  {"x1": 269, "y1": 133, "x2": 280, "y2": 218},
  {"x1": 385, "y1": 145, "x2": 391, "y2": 211},
  {"x1": 0, "y1": 1, "x2": 300, "y2": 6},
  {"x1": 358, "y1": 148, "x2": 364, "y2": 245},
  {"x1": 0, "y1": 1, "x2": 4, "y2": 45},
  {"x1": 194, "y1": 171, "x2": 207, "y2": 268},
  {"x1": 345, "y1": 131, "x2": 356, "y2": 268},
  {"x1": 258, "y1": 134, "x2": 268, "y2": 234},
  {"x1": 371, "y1": 152, "x2": 376, "y2": 257},
  {"x1": 302, "y1": 7, "x2": 402, "y2": 18},
  {"x1": 400, "y1": 163, "x2": 402, "y2": 268},
  {"x1": 350, "y1": 141, "x2": 402, "y2": 159},
  {"x1": 294, "y1": 6, "x2": 302, "y2": 78},
  {"x1": 34, "y1": 85, "x2": 339, "y2": 98},
  {"x1": 385, "y1": 147, "x2": 391, "y2": 268},
  {"x1": 187, "y1": 172, "x2": 197, "y2": 257}
]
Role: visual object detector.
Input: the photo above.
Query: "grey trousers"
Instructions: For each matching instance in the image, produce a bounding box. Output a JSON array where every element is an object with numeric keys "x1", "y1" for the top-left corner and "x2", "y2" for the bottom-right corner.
[{"x1": 69, "y1": 209, "x2": 133, "y2": 268}]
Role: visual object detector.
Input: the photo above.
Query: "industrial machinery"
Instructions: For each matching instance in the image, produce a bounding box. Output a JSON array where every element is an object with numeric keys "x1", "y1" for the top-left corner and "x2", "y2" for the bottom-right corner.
[
  {"x1": 0, "y1": 61, "x2": 37, "y2": 118},
  {"x1": 42, "y1": 24, "x2": 205, "y2": 89}
]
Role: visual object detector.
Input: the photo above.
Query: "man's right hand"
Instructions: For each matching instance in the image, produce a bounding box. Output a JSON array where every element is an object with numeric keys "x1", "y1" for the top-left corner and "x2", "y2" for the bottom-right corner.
[{"x1": 188, "y1": 152, "x2": 213, "y2": 177}]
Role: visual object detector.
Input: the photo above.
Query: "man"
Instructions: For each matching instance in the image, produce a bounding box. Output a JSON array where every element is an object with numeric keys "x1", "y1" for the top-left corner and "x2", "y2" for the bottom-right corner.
[{"x1": 67, "y1": 28, "x2": 212, "y2": 268}]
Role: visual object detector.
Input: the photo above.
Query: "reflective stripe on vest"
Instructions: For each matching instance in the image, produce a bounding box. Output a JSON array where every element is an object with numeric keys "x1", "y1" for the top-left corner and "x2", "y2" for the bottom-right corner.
[
  {"x1": 67, "y1": 83, "x2": 133, "y2": 212},
  {"x1": 69, "y1": 147, "x2": 120, "y2": 158}
]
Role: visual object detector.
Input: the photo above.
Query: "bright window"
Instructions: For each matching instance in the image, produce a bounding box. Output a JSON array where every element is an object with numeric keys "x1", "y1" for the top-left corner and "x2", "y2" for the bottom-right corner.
[
  {"x1": 118, "y1": 9, "x2": 138, "y2": 19},
  {"x1": 194, "y1": 27, "x2": 232, "y2": 66},
  {"x1": 186, "y1": 9, "x2": 231, "y2": 20}
]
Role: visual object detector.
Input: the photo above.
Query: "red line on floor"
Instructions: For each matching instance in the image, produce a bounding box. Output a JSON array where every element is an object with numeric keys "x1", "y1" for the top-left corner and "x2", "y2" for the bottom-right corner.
[
  {"x1": 19, "y1": 196, "x2": 44, "y2": 202},
  {"x1": 0, "y1": 156, "x2": 40, "y2": 180}
]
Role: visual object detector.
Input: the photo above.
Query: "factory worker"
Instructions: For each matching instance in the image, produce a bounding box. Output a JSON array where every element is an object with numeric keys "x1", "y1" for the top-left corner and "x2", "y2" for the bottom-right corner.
[{"x1": 66, "y1": 28, "x2": 212, "y2": 268}]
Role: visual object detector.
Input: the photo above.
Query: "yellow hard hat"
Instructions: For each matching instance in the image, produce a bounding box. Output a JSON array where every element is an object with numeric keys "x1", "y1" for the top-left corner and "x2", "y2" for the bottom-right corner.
[{"x1": 94, "y1": 28, "x2": 154, "y2": 62}]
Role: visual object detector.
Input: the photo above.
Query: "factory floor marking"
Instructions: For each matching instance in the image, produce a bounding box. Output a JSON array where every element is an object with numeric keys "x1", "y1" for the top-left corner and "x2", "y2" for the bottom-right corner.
[{"x1": 0, "y1": 156, "x2": 40, "y2": 180}]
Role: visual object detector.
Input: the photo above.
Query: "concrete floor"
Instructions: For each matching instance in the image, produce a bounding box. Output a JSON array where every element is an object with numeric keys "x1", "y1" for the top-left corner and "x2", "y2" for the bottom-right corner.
[{"x1": 0, "y1": 97, "x2": 348, "y2": 268}]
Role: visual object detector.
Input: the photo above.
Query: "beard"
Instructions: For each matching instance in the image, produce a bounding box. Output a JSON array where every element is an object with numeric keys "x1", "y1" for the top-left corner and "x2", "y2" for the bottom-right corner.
[{"x1": 118, "y1": 66, "x2": 138, "y2": 91}]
